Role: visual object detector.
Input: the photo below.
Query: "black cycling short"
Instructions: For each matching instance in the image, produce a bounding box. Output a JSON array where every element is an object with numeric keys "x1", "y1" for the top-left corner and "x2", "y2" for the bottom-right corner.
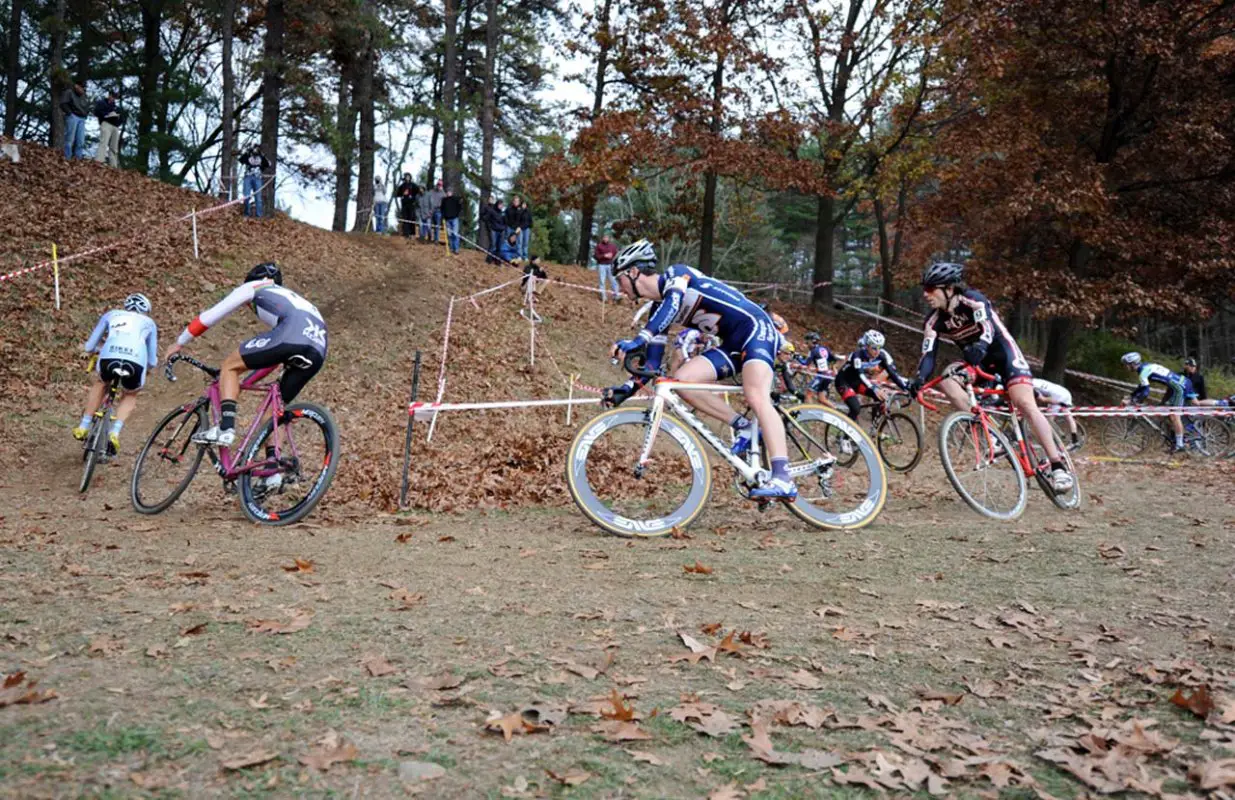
[
  {"x1": 98, "y1": 358, "x2": 144, "y2": 391},
  {"x1": 240, "y1": 339, "x2": 325, "y2": 403}
]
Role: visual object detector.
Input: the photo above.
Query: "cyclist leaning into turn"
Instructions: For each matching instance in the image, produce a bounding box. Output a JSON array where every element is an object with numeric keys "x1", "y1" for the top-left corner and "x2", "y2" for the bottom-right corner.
[
  {"x1": 1120, "y1": 352, "x2": 1190, "y2": 452},
  {"x1": 164, "y1": 262, "x2": 328, "y2": 447},
  {"x1": 603, "y1": 239, "x2": 797, "y2": 500},
  {"x1": 834, "y1": 330, "x2": 910, "y2": 422},
  {"x1": 74, "y1": 293, "x2": 159, "y2": 454},
  {"x1": 909, "y1": 262, "x2": 1075, "y2": 493}
]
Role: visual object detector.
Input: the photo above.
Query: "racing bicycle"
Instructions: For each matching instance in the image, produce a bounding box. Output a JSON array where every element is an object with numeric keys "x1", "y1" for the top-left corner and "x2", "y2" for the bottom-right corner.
[
  {"x1": 78, "y1": 358, "x2": 131, "y2": 493},
  {"x1": 917, "y1": 364, "x2": 1081, "y2": 520},
  {"x1": 1099, "y1": 406, "x2": 1230, "y2": 459},
  {"x1": 565, "y1": 349, "x2": 888, "y2": 538},
  {"x1": 130, "y1": 354, "x2": 338, "y2": 526},
  {"x1": 825, "y1": 390, "x2": 924, "y2": 473}
]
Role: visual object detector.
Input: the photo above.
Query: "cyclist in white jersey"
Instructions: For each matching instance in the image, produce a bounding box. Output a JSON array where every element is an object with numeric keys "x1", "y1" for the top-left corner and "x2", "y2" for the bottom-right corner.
[
  {"x1": 1031, "y1": 377, "x2": 1080, "y2": 449},
  {"x1": 164, "y1": 262, "x2": 327, "y2": 446},
  {"x1": 73, "y1": 293, "x2": 159, "y2": 453}
]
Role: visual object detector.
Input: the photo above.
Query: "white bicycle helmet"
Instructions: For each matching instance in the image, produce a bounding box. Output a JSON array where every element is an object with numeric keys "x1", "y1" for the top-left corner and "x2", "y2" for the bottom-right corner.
[
  {"x1": 1121, "y1": 352, "x2": 1142, "y2": 366},
  {"x1": 124, "y1": 293, "x2": 151, "y2": 314},
  {"x1": 613, "y1": 239, "x2": 658, "y2": 275},
  {"x1": 860, "y1": 330, "x2": 885, "y2": 349}
]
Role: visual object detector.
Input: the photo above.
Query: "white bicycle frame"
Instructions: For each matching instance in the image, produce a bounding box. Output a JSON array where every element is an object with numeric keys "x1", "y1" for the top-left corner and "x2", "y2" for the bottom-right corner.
[{"x1": 636, "y1": 379, "x2": 830, "y2": 485}]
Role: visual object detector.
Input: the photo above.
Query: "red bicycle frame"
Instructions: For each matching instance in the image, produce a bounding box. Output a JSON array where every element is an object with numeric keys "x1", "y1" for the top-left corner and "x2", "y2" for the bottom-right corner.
[
  {"x1": 916, "y1": 364, "x2": 1038, "y2": 476},
  {"x1": 184, "y1": 364, "x2": 294, "y2": 481}
]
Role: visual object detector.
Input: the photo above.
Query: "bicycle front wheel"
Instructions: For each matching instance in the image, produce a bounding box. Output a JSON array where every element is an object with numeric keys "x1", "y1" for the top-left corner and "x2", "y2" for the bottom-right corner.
[
  {"x1": 239, "y1": 403, "x2": 339, "y2": 526},
  {"x1": 566, "y1": 407, "x2": 711, "y2": 538},
  {"x1": 1100, "y1": 416, "x2": 1150, "y2": 458},
  {"x1": 938, "y1": 412, "x2": 1027, "y2": 521},
  {"x1": 875, "y1": 412, "x2": 923, "y2": 472},
  {"x1": 780, "y1": 404, "x2": 887, "y2": 531},
  {"x1": 131, "y1": 403, "x2": 208, "y2": 514},
  {"x1": 1020, "y1": 418, "x2": 1082, "y2": 511}
]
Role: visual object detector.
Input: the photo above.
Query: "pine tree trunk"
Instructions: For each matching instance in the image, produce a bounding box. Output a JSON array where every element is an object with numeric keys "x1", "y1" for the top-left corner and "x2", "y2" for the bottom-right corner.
[
  {"x1": 425, "y1": 59, "x2": 441, "y2": 186},
  {"x1": 136, "y1": 0, "x2": 166, "y2": 172},
  {"x1": 1043, "y1": 238, "x2": 1090, "y2": 381},
  {"x1": 259, "y1": 0, "x2": 285, "y2": 215},
  {"x1": 480, "y1": 0, "x2": 500, "y2": 200},
  {"x1": 811, "y1": 195, "x2": 835, "y2": 308},
  {"x1": 454, "y1": 0, "x2": 473, "y2": 177},
  {"x1": 574, "y1": 0, "x2": 613, "y2": 265},
  {"x1": 440, "y1": 0, "x2": 459, "y2": 190},
  {"x1": 220, "y1": 0, "x2": 236, "y2": 198},
  {"x1": 48, "y1": 0, "x2": 67, "y2": 152},
  {"x1": 71, "y1": 0, "x2": 97, "y2": 84},
  {"x1": 3, "y1": 0, "x2": 22, "y2": 136},
  {"x1": 698, "y1": 53, "x2": 725, "y2": 276},
  {"x1": 353, "y1": 38, "x2": 376, "y2": 232},
  {"x1": 874, "y1": 196, "x2": 893, "y2": 303},
  {"x1": 331, "y1": 60, "x2": 356, "y2": 231}
]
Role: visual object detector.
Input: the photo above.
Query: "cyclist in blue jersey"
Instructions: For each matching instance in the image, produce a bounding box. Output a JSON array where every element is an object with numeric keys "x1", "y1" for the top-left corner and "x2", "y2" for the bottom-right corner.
[
  {"x1": 834, "y1": 330, "x2": 910, "y2": 421},
  {"x1": 910, "y1": 262, "x2": 1074, "y2": 493},
  {"x1": 603, "y1": 239, "x2": 797, "y2": 500},
  {"x1": 1121, "y1": 352, "x2": 1189, "y2": 451},
  {"x1": 802, "y1": 331, "x2": 840, "y2": 403}
]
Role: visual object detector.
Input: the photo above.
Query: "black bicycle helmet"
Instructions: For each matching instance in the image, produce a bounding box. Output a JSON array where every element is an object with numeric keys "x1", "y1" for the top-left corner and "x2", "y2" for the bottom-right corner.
[
  {"x1": 246, "y1": 261, "x2": 282, "y2": 285},
  {"x1": 921, "y1": 261, "x2": 963, "y2": 288}
]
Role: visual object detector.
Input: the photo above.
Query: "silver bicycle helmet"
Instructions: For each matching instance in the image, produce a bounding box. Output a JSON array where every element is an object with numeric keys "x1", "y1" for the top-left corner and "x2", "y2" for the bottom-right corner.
[
  {"x1": 613, "y1": 239, "x2": 658, "y2": 275},
  {"x1": 123, "y1": 293, "x2": 151, "y2": 314}
]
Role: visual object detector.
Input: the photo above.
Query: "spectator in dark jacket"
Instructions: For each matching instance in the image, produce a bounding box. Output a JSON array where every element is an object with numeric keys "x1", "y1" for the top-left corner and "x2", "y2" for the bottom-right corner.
[
  {"x1": 417, "y1": 189, "x2": 434, "y2": 241},
  {"x1": 504, "y1": 197, "x2": 523, "y2": 244},
  {"x1": 481, "y1": 197, "x2": 506, "y2": 263},
  {"x1": 396, "y1": 174, "x2": 420, "y2": 237},
  {"x1": 440, "y1": 187, "x2": 463, "y2": 254},
  {"x1": 240, "y1": 144, "x2": 270, "y2": 217},
  {"x1": 517, "y1": 197, "x2": 533, "y2": 259},
  {"x1": 93, "y1": 92, "x2": 122, "y2": 166},
  {"x1": 499, "y1": 230, "x2": 522, "y2": 264},
  {"x1": 521, "y1": 255, "x2": 547, "y2": 294},
  {"x1": 1183, "y1": 358, "x2": 1207, "y2": 401},
  {"x1": 427, "y1": 181, "x2": 445, "y2": 242},
  {"x1": 60, "y1": 82, "x2": 90, "y2": 159}
]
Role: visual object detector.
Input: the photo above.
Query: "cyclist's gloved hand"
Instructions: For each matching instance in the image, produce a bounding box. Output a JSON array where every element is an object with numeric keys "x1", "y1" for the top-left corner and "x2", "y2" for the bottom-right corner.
[
  {"x1": 602, "y1": 384, "x2": 635, "y2": 408},
  {"x1": 614, "y1": 337, "x2": 644, "y2": 354},
  {"x1": 907, "y1": 379, "x2": 923, "y2": 400}
]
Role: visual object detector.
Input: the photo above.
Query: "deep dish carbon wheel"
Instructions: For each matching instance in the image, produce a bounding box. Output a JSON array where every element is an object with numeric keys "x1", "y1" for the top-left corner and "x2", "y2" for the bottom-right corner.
[
  {"x1": 566, "y1": 407, "x2": 711, "y2": 538},
  {"x1": 779, "y1": 404, "x2": 887, "y2": 531}
]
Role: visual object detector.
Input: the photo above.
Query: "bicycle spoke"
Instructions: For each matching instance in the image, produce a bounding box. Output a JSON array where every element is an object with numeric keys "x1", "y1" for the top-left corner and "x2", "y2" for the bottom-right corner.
[
  {"x1": 940, "y1": 415, "x2": 1025, "y2": 520},
  {"x1": 131, "y1": 405, "x2": 207, "y2": 514},
  {"x1": 239, "y1": 404, "x2": 338, "y2": 525}
]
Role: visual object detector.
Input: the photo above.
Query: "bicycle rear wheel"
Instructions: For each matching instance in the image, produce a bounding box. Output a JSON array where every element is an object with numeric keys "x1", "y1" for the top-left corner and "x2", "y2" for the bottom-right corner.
[
  {"x1": 1020, "y1": 418, "x2": 1082, "y2": 510},
  {"x1": 567, "y1": 407, "x2": 711, "y2": 538},
  {"x1": 780, "y1": 404, "x2": 886, "y2": 531},
  {"x1": 239, "y1": 402, "x2": 339, "y2": 526},
  {"x1": 131, "y1": 403, "x2": 208, "y2": 514},
  {"x1": 938, "y1": 412, "x2": 1027, "y2": 521},
  {"x1": 79, "y1": 414, "x2": 107, "y2": 493},
  {"x1": 1099, "y1": 416, "x2": 1150, "y2": 458},
  {"x1": 875, "y1": 411, "x2": 923, "y2": 472}
]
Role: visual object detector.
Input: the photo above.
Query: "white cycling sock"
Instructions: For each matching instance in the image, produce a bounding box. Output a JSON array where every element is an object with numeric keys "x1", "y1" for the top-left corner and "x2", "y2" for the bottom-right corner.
[
  {"x1": 79, "y1": 414, "x2": 92, "y2": 429},
  {"x1": 110, "y1": 420, "x2": 124, "y2": 435}
]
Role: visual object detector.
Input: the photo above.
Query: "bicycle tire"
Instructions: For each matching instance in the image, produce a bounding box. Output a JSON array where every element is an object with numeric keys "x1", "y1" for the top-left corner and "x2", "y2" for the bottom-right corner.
[
  {"x1": 131, "y1": 403, "x2": 208, "y2": 514},
  {"x1": 875, "y1": 411, "x2": 923, "y2": 472},
  {"x1": 822, "y1": 411, "x2": 862, "y2": 467},
  {"x1": 566, "y1": 407, "x2": 712, "y2": 538},
  {"x1": 938, "y1": 412, "x2": 1027, "y2": 521},
  {"x1": 1099, "y1": 416, "x2": 1149, "y2": 459},
  {"x1": 1194, "y1": 416, "x2": 1232, "y2": 458},
  {"x1": 79, "y1": 415, "x2": 106, "y2": 493},
  {"x1": 1020, "y1": 418, "x2": 1082, "y2": 511},
  {"x1": 239, "y1": 402, "x2": 339, "y2": 526},
  {"x1": 780, "y1": 404, "x2": 887, "y2": 531}
]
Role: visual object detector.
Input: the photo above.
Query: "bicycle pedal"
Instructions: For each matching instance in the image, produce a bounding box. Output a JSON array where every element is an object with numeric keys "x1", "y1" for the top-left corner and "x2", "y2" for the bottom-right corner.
[{"x1": 223, "y1": 480, "x2": 238, "y2": 496}]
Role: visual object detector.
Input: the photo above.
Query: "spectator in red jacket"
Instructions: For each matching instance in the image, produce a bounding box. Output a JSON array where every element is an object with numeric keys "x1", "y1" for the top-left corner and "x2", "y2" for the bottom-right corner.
[{"x1": 594, "y1": 234, "x2": 619, "y2": 301}]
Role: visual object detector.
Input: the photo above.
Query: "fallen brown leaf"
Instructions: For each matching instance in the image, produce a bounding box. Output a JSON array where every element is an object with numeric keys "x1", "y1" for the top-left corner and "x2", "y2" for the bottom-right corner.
[
  {"x1": 361, "y1": 654, "x2": 398, "y2": 677},
  {"x1": 246, "y1": 611, "x2": 313, "y2": 635},
  {"x1": 486, "y1": 710, "x2": 549, "y2": 742},
  {"x1": 282, "y1": 558, "x2": 314, "y2": 573},
  {"x1": 1170, "y1": 685, "x2": 1214, "y2": 718},
  {"x1": 0, "y1": 672, "x2": 57, "y2": 707},
  {"x1": 220, "y1": 750, "x2": 279, "y2": 771},
  {"x1": 626, "y1": 749, "x2": 666, "y2": 766},
  {"x1": 545, "y1": 768, "x2": 591, "y2": 786},
  {"x1": 298, "y1": 731, "x2": 358, "y2": 771},
  {"x1": 683, "y1": 561, "x2": 714, "y2": 575}
]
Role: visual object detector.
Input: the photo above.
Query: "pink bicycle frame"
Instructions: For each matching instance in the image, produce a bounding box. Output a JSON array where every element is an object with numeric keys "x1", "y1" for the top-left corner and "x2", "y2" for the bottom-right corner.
[{"x1": 200, "y1": 366, "x2": 295, "y2": 480}]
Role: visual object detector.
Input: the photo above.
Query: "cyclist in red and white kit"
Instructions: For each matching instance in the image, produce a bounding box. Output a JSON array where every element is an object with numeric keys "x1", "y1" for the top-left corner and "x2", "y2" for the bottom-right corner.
[{"x1": 164, "y1": 263, "x2": 327, "y2": 446}]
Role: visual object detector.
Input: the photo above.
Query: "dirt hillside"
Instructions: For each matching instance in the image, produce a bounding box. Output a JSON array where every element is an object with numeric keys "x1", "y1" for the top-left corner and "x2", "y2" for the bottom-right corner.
[{"x1": 0, "y1": 140, "x2": 911, "y2": 513}]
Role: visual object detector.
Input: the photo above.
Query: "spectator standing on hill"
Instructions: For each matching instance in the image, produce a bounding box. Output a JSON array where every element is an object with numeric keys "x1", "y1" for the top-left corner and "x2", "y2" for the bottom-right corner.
[
  {"x1": 417, "y1": 186, "x2": 434, "y2": 241},
  {"x1": 93, "y1": 91, "x2": 122, "y2": 166},
  {"x1": 440, "y1": 187, "x2": 463, "y2": 254},
  {"x1": 240, "y1": 144, "x2": 270, "y2": 218},
  {"x1": 396, "y1": 174, "x2": 419, "y2": 237},
  {"x1": 482, "y1": 198, "x2": 506, "y2": 263},
  {"x1": 499, "y1": 230, "x2": 521, "y2": 264},
  {"x1": 372, "y1": 178, "x2": 389, "y2": 233},
  {"x1": 517, "y1": 196, "x2": 533, "y2": 259},
  {"x1": 427, "y1": 181, "x2": 445, "y2": 242},
  {"x1": 60, "y1": 82, "x2": 90, "y2": 160},
  {"x1": 594, "y1": 234, "x2": 619, "y2": 301}
]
